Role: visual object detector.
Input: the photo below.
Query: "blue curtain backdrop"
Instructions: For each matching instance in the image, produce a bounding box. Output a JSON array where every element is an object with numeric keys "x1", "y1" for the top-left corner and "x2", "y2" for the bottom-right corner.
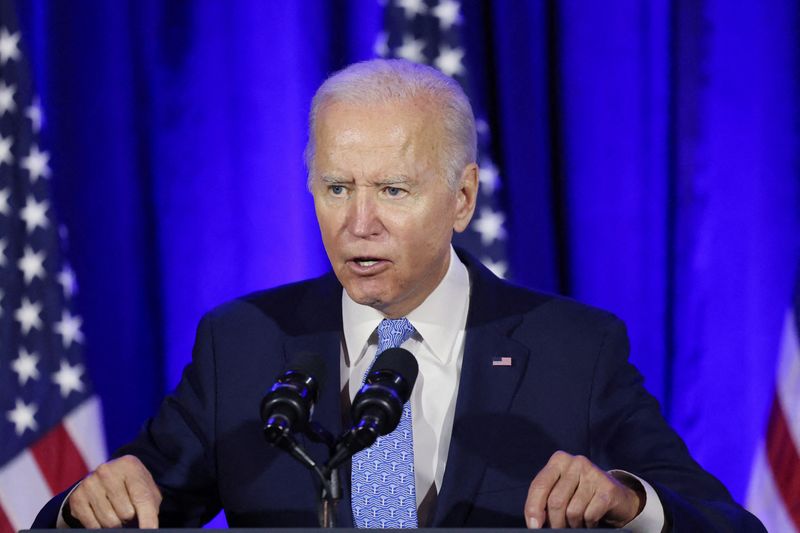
[{"x1": 13, "y1": 0, "x2": 800, "y2": 509}]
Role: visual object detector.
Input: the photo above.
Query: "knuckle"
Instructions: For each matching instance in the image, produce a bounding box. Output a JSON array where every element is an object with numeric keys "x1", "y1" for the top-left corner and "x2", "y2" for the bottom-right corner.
[
  {"x1": 80, "y1": 475, "x2": 100, "y2": 493},
  {"x1": 547, "y1": 494, "x2": 565, "y2": 510},
  {"x1": 70, "y1": 503, "x2": 92, "y2": 524},
  {"x1": 565, "y1": 506, "x2": 582, "y2": 521},
  {"x1": 550, "y1": 450, "x2": 569, "y2": 462},
  {"x1": 596, "y1": 489, "x2": 612, "y2": 505},
  {"x1": 69, "y1": 487, "x2": 88, "y2": 506},
  {"x1": 118, "y1": 506, "x2": 136, "y2": 521},
  {"x1": 100, "y1": 513, "x2": 122, "y2": 529},
  {"x1": 585, "y1": 506, "x2": 604, "y2": 523},
  {"x1": 94, "y1": 462, "x2": 113, "y2": 480}
]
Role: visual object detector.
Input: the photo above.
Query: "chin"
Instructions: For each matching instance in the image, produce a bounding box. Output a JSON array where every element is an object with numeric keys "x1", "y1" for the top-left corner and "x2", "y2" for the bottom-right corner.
[{"x1": 343, "y1": 284, "x2": 385, "y2": 308}]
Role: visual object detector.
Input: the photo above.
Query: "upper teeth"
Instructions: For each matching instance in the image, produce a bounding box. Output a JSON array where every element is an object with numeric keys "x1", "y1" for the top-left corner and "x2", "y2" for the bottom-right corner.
[{"x1": 357, "y1": 260, "x2": 377, "y2": 267}]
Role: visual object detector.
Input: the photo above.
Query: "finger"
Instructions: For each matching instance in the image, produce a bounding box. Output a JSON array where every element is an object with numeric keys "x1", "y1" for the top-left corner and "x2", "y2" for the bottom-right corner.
[
  {"x1": 127, "y1": 477, "x2": 160, "y2": 529},
  {"x1": 67, "y1": 488, "x2": 102, "y2": 529},
  {"x1": 77, "y1": 475, "x2": 125, "y2": 528},
  {"x1": 95, "y1": 463, "x2": 136, "y2": 524},
  {"x1": 525, "y1": 463, "x2": 562, "y2": 528},
  {"x1": 584, "y1": 485, "x2": 613, "y2": 528},
  {"x1": 545, "y1": 465, "x2": 580, "y2": 529},
  {"x1": 565, "y1": 473, "x2": 595, "y2": 528}
]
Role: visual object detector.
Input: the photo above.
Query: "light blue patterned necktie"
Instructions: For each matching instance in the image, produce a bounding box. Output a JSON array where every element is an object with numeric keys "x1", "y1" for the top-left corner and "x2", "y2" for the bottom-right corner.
[{"x1": 351, "y1": 318, "x2": 417, "y2": 529}]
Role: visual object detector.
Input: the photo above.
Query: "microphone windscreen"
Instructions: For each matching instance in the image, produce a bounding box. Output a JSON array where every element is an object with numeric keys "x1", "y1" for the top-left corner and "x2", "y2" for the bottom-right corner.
[{"x1": 370, "y1": 348, "x2": 419, "y2": 388}]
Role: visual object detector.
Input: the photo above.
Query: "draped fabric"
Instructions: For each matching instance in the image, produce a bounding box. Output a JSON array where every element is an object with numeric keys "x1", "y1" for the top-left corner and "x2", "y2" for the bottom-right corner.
[{"x1": 13, "y1": 0, "x2": 800, "y2": 514}]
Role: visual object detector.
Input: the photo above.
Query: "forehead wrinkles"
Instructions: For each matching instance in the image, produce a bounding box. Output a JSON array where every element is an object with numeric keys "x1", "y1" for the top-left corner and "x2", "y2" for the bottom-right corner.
[{"x1": 314, "y1": 98, "x2": 445, "y2": 177}]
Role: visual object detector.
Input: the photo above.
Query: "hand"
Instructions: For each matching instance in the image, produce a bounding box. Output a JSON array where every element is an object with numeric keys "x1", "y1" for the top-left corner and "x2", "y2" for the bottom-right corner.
[
  {"x1": 524, "y1": 451, "x2": 644, "y2": 529},
  {"x1": 66, "y1": 455, "x2": 162, "y2": 529}
]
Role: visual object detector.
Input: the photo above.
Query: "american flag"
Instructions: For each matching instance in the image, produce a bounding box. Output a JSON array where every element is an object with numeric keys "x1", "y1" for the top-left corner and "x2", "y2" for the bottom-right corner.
[
  {"x1": 376, "y1": 0, "x2": 509, "y2": 278},
  {"x1": 746, "y1": 269, "x2": 800, "y2": 531},
  {"x1": 0, "y1": 2, "x2": 106, "y2": 531}
]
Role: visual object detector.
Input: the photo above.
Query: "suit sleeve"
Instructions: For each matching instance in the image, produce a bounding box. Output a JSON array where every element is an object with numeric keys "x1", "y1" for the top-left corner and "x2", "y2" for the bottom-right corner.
[
  {"x1": 112, "y1": 312, "x2": 223, "y2": 527},
  {"x1": 29, "y1": 313, "x2": 222, "y2": 529},
  {"x1": 588, "y1": 318, "x2": 765, "y2": 532}
]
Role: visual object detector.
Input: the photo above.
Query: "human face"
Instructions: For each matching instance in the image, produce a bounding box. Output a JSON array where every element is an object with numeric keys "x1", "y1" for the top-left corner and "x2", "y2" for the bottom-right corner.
[{"x1": 310, "y1": 98, "x2": 477, "y2": 318}]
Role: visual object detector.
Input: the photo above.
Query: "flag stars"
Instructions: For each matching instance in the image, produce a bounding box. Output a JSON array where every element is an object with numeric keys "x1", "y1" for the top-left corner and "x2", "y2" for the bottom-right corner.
[
  {"x1": 432, "y1": 0, "x2": 461, "y2": 30},
  {"x1": 374, "y1": 32, "x2": 389, "y2": 57},
  {"x1": 55, "y1": 310, "x2": 85, "y2": 349},
  {"x1": 18, "y1": 246, "x2": 45, "y2": 284},
  {"x1": 53, "y1": 359, "x2": 86, "y2": 397},
  {"x1": 21, "y1": 145, "x2": 51, "y2": 181},
  {"x1": 58, "y1": 264, "x2": 78, "y2": 298},
  {"x1": 0, "y1": 134, "x2": 12, "y2": 166},
  {"x1": 397, "y1": 0, "x2": 426, "y2": 18},
  {"x1": 7, "y1": 399, "x2": 38, "y2": 435},
  {"x1": 434, "y1": 46, "x2": 465, "y2": 77},
  {"x1": 15, "y1": 296, "x2": 42, "y2": 334},
  {"x1": 12, "y1": 348, "x2": 40, "y2": 385},
  {"x1": 0, "y1": 28, "x2": 20, "y2": 65},
  {"x1": 478, "y1": 161, "x2": 500, "y2": 194},
  {"x1": 26, "y1": 97, "x2": 43, "y2": 133},
  {"x1": 20, "y1": 196, "x2": 50, "y2": 233},
  {"x1": 482, "y1": 257, "x2": 508, "y2": 279},
  {"x1": 0, "y1": 188, "x2": 9, "y2": 216},
  {"x1": 0, "y1": 81, "x2": 15, "y2": 115},
  {"x1": 472, "y1": 207, "x2": 506, "y2": 246},
  {"x1": 396, "y1": 35, "x2": 425, "y2": 63}
]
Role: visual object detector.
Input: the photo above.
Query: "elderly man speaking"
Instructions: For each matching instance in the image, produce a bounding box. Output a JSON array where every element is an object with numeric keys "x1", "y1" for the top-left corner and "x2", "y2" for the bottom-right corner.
[{"x1": 34, "y1": 59, "x2": 763, "y2": 531}]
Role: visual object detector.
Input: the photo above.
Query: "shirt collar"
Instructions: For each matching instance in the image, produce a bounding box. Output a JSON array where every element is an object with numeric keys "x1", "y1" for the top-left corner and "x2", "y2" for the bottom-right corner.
[{"x1": 342, "y1": 246, "x2": 470, "y2": 367}]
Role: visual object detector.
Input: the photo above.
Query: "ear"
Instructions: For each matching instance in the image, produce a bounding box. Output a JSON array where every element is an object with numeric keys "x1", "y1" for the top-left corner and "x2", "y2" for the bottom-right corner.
[{"x1": 453, "y1": 163, "x2": 479, "y2": 233}]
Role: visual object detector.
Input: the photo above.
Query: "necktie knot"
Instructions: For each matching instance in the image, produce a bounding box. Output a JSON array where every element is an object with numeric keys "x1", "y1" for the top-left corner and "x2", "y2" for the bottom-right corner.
[{"x1": 376, "y1": 318, "x2": 414, "y2": 353}]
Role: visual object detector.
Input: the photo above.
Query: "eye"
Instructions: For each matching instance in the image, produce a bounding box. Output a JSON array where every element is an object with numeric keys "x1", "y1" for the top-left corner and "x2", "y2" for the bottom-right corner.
[
  {"x1": 385, "y1": 186, "x2": 405, "y2": 197},
  {"x1": 329, "y1": 184, "x2": 346, "y2": 196}
]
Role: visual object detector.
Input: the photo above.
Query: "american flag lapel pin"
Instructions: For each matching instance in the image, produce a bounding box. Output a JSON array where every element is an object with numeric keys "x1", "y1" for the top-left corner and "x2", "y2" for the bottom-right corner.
[{"x1": 492, "y1": 356, "x2": 513, "y2": 367}]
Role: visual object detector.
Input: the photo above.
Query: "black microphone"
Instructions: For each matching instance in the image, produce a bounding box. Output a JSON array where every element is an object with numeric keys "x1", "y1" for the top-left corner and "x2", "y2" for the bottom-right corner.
[
  {"x1": 260, "y1": 351, "x2": 325, "y2": 445},
  {"x1": 326, "y1": 347, "x2": 418, "y2": 470}
]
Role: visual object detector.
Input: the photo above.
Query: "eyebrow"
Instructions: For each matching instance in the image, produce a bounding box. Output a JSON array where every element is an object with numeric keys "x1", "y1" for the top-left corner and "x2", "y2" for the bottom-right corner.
[
  {"x1": 319, "y1": 175, "x2": 352, "y2": 184},
  {"x1": 375, "y1": 175, "x2": 412, "y2": 186}
]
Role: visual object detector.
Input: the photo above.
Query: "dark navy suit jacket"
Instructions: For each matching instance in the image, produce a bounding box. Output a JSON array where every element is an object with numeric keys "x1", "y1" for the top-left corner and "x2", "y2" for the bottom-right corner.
[{"x1": 34, "y1": 251, "x2": 764, "y2": 531}]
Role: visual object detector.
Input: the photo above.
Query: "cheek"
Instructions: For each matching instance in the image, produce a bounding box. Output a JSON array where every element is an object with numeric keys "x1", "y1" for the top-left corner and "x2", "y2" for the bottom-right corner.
[{"x1": 314, "y1": 203, "x2": 341, "y2": 239}]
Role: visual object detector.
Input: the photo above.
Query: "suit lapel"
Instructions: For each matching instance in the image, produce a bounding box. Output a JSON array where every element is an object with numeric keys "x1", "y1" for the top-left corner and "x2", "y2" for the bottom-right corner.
[
  {"x1": 433, "y1": 254, "x2": 532, "y2": 526},
  {"x1": 432, "y1": 318, "x2": 530, "y2": 526}
]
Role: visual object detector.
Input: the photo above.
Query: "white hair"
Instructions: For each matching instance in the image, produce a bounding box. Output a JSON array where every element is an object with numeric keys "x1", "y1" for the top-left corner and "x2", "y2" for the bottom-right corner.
[{"x1": 304, "y1": 59, "x2": 477, "y2": 190}]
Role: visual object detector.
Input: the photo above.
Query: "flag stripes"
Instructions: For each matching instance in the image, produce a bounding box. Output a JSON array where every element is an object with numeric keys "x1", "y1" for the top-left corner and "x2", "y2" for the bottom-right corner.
[
  {"x1": 0, "y1": 397, "x2": 104, "y2": 530},
  {"x1": 765, "y1": 394, "x2": 800, "y2": 527},
  {"x1": 747, "y1": 297, "x2": 800, "y2": 531},
  {"x1": 30, "y1": 423, "x2": 89, "y2": 494}
]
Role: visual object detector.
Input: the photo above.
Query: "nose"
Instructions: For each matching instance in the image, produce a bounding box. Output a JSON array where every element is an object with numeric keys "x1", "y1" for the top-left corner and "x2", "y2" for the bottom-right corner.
[{"x1": 346, "y1": 190, "x2": 383, "y2": 238}]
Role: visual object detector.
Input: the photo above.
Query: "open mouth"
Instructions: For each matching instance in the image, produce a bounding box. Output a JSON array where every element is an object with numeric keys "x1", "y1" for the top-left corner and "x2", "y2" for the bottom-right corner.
[{"x1": 347, "y1": 257, "x2": 388, "y2": 273}]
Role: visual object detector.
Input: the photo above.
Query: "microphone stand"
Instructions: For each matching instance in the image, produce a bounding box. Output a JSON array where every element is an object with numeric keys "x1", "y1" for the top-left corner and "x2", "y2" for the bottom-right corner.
[
  {"x1": 266, "y1": 425, "x2": 342, "y2": 528},
  {"x1": 304, "y1": 422, "x2": 341, "y2": 528}
]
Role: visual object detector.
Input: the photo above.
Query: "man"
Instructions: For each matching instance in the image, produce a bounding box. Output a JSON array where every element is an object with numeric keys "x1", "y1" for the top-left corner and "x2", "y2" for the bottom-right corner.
[{"x1": 34, "y1": 59, "x2": 763, "y2": 531}]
